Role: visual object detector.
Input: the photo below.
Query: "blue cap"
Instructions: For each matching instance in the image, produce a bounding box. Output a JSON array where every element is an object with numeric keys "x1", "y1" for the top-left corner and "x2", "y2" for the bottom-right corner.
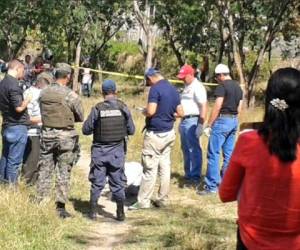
[
  {"x1": 145, "y1": 67, "x2": 160, "y2": 77},
  {"x1": 102, "y1": 79, "x2": 116, "y2": 93}
]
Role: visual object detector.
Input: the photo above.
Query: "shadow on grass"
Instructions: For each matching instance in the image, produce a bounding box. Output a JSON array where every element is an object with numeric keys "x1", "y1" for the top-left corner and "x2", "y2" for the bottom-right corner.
[
  {"x1": 70, "y1": 197, "x2": 115, "y2": 220},
  {"x1": 124, "y1": 205, "x2": 236, "y2": 249},
  {"x1": 171, "y1": 172, "x2": 206, "y2": 190},
  {"x1": 66, "y1": 233, "x2": 109, "y2": 247},
  {"x1": 171, "y1": 172, "x2": 186, "y2": 188}
]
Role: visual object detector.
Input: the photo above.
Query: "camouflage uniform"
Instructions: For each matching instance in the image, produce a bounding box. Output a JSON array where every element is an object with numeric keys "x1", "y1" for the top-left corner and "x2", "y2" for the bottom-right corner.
[{"x1": 36, "y1": 79, "x2": 84, "y2": 204}]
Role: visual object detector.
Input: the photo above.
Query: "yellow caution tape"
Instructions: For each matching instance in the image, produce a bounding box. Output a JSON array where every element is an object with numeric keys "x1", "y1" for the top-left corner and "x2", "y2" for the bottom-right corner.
[{"x1": 72, "y1": 65, "x2": 218, "y2": 86}]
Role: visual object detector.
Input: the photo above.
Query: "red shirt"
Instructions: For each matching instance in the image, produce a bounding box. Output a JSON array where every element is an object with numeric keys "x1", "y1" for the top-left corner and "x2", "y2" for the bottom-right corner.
[{"x1": 219, "y1": 131, "x2": 300, "y2": 250}]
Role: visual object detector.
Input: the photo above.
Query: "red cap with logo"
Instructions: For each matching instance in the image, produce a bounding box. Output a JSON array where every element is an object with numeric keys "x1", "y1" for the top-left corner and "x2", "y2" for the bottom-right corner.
[{"x1": 177, "y1": 65, "x2": 195, "y2": 79}]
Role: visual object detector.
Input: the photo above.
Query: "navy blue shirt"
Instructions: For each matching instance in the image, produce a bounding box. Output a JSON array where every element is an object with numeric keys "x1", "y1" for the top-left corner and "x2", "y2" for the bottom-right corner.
[{"x1": 147, "y1": 79, "x2": 181, "y2": 133}]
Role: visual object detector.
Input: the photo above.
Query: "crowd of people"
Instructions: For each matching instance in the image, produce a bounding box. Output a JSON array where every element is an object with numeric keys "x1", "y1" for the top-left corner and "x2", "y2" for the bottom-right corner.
[{"x1": 0, "y1": 55, "x2": 299, "y2": 249}]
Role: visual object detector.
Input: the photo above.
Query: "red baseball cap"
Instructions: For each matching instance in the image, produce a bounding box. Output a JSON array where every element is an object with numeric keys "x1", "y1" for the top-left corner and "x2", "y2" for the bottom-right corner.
[{"x1": 177, "y1": 65, "x2": 195, "y2": 79}]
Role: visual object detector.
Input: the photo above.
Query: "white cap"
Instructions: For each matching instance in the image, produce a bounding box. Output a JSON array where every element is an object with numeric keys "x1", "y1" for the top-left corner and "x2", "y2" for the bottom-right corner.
[{"x1": 215, "y1": 64, "x2": 230, "y2": 74}]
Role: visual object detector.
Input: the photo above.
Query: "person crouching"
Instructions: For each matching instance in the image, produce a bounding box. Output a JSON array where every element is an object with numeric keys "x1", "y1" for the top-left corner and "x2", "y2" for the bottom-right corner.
[{"x1": 82, "y1": 80, "x2": 135, "y2": 221}]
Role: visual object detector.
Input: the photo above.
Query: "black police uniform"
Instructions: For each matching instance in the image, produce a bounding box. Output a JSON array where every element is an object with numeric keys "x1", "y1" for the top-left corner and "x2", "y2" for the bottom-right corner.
[{"x1": 82, "y1": 97, "x2": 135, "y2": 220}]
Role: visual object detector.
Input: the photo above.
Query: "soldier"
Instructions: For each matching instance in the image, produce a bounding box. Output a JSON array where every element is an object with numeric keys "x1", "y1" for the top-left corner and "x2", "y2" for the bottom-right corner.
[
  {"x1": 82, "y1": 79, "x2": 135, "y2": 221},
  {"x1": 36, "y1": 63, "x2": 84, "y2": 218}
]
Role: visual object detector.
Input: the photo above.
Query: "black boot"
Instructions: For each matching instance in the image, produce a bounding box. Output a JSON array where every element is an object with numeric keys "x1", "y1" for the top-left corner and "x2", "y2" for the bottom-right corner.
[
  {"x1": 116, "y1": 201, "x2": 125, "y2": 221},
  {"x1": 56, "y1": 202, "x2": 72, "y2": 219},
  {"x1": 89, "y1": 201, "x2": 98, "y2": 220}
]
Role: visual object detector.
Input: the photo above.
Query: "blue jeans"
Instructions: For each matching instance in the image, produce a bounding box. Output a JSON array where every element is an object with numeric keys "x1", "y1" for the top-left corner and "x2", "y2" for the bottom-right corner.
[
  {"x1": 0, "y1": 125, "x2": 28, "y2": 183},
  {"x1": 204, "y1": 116, "x2": 238, "y2": 191},
  {"x1": 179, "y1": 117, "x2": 203, "y2": 183}
]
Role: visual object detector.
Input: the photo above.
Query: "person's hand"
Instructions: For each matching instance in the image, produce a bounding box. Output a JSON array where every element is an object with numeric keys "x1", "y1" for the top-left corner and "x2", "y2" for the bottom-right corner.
[{"x1": 203, "y1": 126, "x2": 211, "y2": 137}]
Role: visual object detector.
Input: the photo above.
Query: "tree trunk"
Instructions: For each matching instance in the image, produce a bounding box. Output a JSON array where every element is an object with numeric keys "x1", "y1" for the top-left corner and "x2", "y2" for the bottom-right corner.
[
  {"x1": 67, "y1": 39, "x2": 72, "y2": 64},
  {"x1": 97, "y1": 61, "x2": 103, "y2": 86},
  {"x1": 217, "y1": 39, "x2": 225, "y2": 64},
  {"x1": 227, "y1": 10, "x2": 246, "y2": 87},
  {"x1": 72, "y1": 38, "x2": 82, "y2": 93},
  {"x1": 268, "y1": 46, "x2": 273, "y2": 76},
  {"x1": 247, "y1": 41, "x2": 271, "y2": 106},
  {"x1": 133, "y1": 0, "x2": 156, "y2": 76},
  {"x1": 246, "y1": 0, "x2": 292, "y2": 107},
  {"x1": 169, "y1": 38, "x2": 184, "y2": 66},
  {"x1": 217, "y1": 17, "x2": 227, "y2": 64},
  {"x1": 145, "y1": 34, "x2": 153, "y2": 69},
  {"x1": 7, "y1": 35, "x2": 13, "y2": 60},
  {"x1": 200, "y1": 56, "x2": 209, "y2": 82}
]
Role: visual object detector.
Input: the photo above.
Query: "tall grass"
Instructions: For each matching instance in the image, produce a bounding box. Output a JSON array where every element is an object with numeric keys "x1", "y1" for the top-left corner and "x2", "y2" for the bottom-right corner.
[{"x1": 0, "y1": 176, "x2": 89, "y2": 250}]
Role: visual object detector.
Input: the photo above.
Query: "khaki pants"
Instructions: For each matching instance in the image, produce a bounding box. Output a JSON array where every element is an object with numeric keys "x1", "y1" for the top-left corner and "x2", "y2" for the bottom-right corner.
[{"x1": 137, "y1": 129, "x2": 176, "y2": 207}]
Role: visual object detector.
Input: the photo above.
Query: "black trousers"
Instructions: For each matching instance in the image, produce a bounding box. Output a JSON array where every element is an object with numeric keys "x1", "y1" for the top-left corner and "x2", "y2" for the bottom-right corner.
[
  {"x1": 237, "y1": 228, "x2": 248, "y2": 250},
  {"x1": 22, "y1": 136, "x2": 40, "y2": 185}
]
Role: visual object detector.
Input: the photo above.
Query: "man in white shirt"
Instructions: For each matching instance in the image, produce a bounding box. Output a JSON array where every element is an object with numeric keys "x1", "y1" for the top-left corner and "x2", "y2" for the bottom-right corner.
[
  {"x1": 177, "y1": 65, "x2": 207, "y2": 187},
  {"x1": 22, "y1": 72, "x2": 53, "y2": 184},
  {"x1": 81, "y1": 67, "x2": 92, "y2": 97}
]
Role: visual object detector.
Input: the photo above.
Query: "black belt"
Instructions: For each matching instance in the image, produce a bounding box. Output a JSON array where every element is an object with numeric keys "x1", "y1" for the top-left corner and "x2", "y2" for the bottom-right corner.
[
  {"x1": 29, "y1": 125, "x2": 41, "y2": 129},
  {"x1": 219, "y1": 114, "x2": 237, "y2": 118},
  {"x1": 183, "y1": 115, "x2": 199, "y2": 120}
]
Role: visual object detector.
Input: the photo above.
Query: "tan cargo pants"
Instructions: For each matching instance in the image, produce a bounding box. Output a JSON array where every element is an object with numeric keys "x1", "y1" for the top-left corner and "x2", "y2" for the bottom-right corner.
[{"x1": 137, "y1": 129, "x2": 176, "y2": 207}]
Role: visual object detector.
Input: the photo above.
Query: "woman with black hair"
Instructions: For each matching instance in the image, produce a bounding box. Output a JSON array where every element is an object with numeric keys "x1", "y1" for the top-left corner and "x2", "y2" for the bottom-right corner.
[{"x1": 219, "y1": 67, "x2": 300, "y2": 250}]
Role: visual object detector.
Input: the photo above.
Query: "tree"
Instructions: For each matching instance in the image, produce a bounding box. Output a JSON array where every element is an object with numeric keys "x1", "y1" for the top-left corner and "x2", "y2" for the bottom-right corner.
[
  {"x1": 155, "y1": 0, "x2": 219, "y2": 68},
  {"x1": 39, "y1": 0, "x2": 130, "y2": 92},
  {"x1": 0, "y1": 0, "x2": 38, "y2": 60},
  {"x1": 82, "y1": 0, "x2": 131, "y2": 83},
  {"x1": 216, "y1": 0, "x2": 299, "y2": 106},
  {"x1": 133, "y1": 0, "x2": 158, "y2": 70}
]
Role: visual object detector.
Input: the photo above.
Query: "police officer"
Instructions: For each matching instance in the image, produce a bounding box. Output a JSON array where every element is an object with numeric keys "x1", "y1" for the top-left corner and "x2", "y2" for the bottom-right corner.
[
  {"x1": 82, "y1": 79, "x2": 135, "y2": 221},
  {"x1": 36, "y1": 63, "x2": 84, "y2": 218}
]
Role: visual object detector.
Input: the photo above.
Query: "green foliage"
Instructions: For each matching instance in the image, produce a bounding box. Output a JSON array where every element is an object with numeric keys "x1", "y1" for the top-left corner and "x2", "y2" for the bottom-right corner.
[
  {"x1": 108, "y1": 41, "x2": 140, "y2": 57},
  {"x1": 0, "y1": 0, "x2": 298, "y2": 99},
  {"x1": 80, "y1": 0, "x2": 132, "y2": 67},
  {"x1": 105, "y1": 41, "x2": 143, "y2": 74},
  {"x1": 0, "y1": 0, "x2": 39, "y2": 59},
  {"x1": 37, "y1": 0, "x2": 132, "y2": 65},
  {"x1": 243, "y1": 51, "x2": 274, "y2": 82},
  {"x1": 155, "y1": 40, "x2": 180, "y2": 78},
  {"x1": 154, "y1": 0, "x2": 219, "y2": 64}
]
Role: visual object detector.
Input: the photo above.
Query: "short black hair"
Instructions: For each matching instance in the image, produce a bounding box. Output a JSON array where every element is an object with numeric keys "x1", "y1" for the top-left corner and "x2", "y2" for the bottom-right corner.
[{"x1": 259, "y1": 67, "x2": 300, "y2": 162}]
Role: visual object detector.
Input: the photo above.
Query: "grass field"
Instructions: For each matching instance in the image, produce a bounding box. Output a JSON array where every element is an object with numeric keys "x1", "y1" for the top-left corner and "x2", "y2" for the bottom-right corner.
[{"x1": 0, "y1": 88, "x2": 264, "y2": 250}]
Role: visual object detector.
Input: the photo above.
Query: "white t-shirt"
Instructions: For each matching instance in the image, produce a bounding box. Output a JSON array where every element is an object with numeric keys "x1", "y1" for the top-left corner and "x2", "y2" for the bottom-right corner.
[
  {"x1": 82, "y1": 68, "x2": 92, "y2": 84},
  {"x1": 24, "y1": 86, "x2": 42, "y2": 136},
  {"x1": 181, "y1": 78, "x2": 207, "y2": 116}
]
